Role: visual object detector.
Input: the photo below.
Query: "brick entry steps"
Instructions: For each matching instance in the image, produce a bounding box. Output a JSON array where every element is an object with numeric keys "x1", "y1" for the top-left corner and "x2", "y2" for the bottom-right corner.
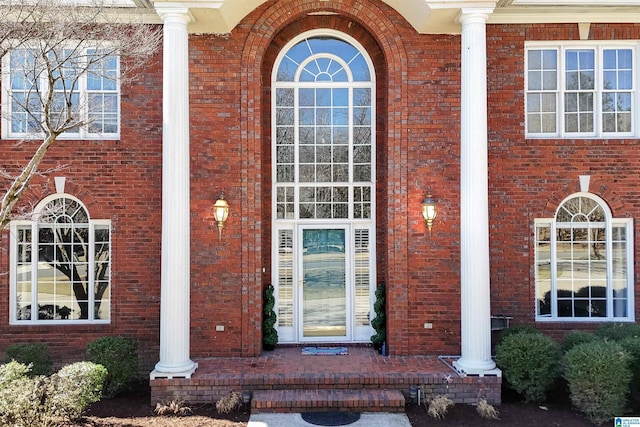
[{"x1": 251, "y1": 389, "x2": 405, "y2": 413}]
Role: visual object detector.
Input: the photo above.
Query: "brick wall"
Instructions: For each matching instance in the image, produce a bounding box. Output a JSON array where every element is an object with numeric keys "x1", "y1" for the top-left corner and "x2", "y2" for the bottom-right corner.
[
  {"x1": 486, "y1": 23, "x2": 640, "y2": 338},
  {"x1": 0, "y1": 40, "x2": 164, "y2": 371}
]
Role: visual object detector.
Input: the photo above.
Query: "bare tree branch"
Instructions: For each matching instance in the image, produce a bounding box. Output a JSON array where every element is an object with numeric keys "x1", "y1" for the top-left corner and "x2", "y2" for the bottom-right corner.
[{"x1": 0, "y1": 0, "x2": 162, "y2": 230}]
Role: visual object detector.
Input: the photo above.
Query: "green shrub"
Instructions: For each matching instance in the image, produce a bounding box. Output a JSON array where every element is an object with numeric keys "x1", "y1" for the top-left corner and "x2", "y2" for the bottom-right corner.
[
  {"x1": 0, "y1": 361, "x2": 106, "y2": 427},
  {"x1": 563, "y1": 340, "x2": 631, "y2": 425},
  {"x1": 497, "y1": 324, "x2": 539, "y2": 345},
  {"x1": 48, "y1": 361, "x2": 107, "y2": 420},
  {"x1": 4, "y1": 343, "x2": 53, "y2": 377},
  {"x1": 86, "y1": 336, "x2": 138, "y2": 398},
  {"x1": 370, "y1": 283, "x2": 386, "y2": 349},
  {"x1": 263, "y1": 285, "x2": 278, "y2": 349},
  {"x1": 620, "y1": 337, "x2": 640, "y2": 393},
  {"x1": 561, "y1": 331, "x2": 596, "y2": 353},
  {"x1": 495, "y1": 332, "x2": 561, "y2": 403},
  {"x1": 595, "y1": 322, "x2": 640, "y2": 341}
]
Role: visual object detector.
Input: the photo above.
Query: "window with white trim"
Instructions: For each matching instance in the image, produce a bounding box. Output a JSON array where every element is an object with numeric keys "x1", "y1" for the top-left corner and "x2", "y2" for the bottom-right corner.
[
  {"x1": 526, "y1": 42, "x2": 637, "y2": 138},
  {"x1": 10, "y1": 195, "x2": 111, "y2": 324},
  {"x1": 2, "y1": 47, "x2": 120, "y2": 139},
  {"x1": 534, "y1": 193, "x2": 634, "y2": 321}
]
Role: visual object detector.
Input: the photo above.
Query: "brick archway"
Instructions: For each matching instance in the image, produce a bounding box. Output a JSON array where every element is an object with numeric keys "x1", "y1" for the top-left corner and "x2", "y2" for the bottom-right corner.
[{"x1": 239, "y1": 0, "x2": 412, "y2": 354}]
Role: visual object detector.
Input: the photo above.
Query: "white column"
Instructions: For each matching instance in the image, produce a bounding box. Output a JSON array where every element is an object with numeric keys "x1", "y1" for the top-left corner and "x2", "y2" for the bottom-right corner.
[
  {"x1": 151, "y1": 6, "x2": 197, "y2": 379},
  {"x1": 454, "y1": 8, "x2": 497, "y2": 375}
]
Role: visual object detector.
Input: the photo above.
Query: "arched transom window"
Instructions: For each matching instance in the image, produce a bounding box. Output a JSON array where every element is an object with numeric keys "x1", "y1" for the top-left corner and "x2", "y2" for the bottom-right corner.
[
  {"x1": 273, "y1": 32, "x2": 375, "y2": 220},
  {"x1": 535, "y1": 193, "x2": 634, "y2": 321}
]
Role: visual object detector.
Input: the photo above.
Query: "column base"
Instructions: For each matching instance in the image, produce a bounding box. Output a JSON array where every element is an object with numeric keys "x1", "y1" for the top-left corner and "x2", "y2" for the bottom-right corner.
[
  {"x1": 453, "y1": 358, "x2": 499, "y2": 377},
  {"x1": 150, "y1": 360, "x2": 198, "y2": 379}
]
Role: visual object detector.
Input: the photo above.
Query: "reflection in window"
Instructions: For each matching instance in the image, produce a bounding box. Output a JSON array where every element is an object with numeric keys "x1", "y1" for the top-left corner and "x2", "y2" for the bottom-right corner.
[
  {"x1": 534, "y1": 194, "x2": 633, "y2": 321},
  {"x1": 11, "y1": 195, "x2": 111, "y2": 323},
  {"x1": 526, "y1": 43, "x2": 635, "y2": 137},
  {"x1": 273, "y1": 33, "x2": 374, "y2": 221}
]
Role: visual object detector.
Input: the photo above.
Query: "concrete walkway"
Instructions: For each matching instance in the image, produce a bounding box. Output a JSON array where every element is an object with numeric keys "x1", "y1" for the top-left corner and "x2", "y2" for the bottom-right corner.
[{"x1": 248, "y1": 412, "x2": 412, "y2": 427}]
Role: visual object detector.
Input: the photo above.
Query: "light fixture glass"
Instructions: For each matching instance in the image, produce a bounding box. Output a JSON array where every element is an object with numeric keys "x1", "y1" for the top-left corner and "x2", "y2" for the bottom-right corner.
[
  {"x1": 213, "y1": 192, "x2": 229, "y2": 241},
  {"x1": 421, "y1": 194, "x2": 437, "y2": 235}
]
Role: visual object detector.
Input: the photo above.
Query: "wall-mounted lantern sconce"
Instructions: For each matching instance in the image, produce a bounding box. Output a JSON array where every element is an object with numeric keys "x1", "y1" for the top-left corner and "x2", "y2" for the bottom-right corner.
[
  {"x1": 213, "y1": 192, "x2": 229, "y2": 241},
  {"x1": 421, "y1": 193, "x2": 437, "y2": 236}
]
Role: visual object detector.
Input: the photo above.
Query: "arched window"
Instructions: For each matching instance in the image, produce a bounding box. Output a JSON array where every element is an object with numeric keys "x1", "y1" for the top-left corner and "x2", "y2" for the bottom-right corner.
[
  {"x1": 535, "y1": 193, "x2": 634, "y2": 320},
  {"x1": 10, "y1": 194, "x2": 111, "y2": 323},
  {"x1": 271, "y1": 31, "x2": 376, "y2": 342}
]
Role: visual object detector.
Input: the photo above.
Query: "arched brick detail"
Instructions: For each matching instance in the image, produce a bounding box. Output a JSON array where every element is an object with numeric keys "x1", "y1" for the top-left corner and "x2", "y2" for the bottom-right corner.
[
  {"x1": 240, "y1": 0, "x2": 411, "y2": 354},
  {"x1": 9, "y1": 177, "x2": 103, "y2": 220},
  {"x1": 543, "y1": 178, "x2": 627, "y2": 218}
]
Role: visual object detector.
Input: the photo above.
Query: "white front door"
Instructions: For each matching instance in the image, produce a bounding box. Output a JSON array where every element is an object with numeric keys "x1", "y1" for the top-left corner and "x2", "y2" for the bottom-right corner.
[{"x1": 299, "y1": 226, "x2": 350, "y2": 341}]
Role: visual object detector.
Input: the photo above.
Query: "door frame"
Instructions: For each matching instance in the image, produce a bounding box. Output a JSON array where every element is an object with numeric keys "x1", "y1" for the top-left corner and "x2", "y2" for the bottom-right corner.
[{"x1": 297, "y1": 223, "x2": 353, "y2": 342}]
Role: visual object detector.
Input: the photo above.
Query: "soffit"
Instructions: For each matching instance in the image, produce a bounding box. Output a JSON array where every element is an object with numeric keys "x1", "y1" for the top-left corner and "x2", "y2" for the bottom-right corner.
[{"x1": 150, "y1": 0, "x2": 640, "y2": 34}]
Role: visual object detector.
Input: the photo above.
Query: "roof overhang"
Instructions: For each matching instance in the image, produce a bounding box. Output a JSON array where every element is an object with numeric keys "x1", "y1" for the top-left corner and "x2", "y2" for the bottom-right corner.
[{"x1": 149, "y1": 0, "x2": 640, "y2": 34}]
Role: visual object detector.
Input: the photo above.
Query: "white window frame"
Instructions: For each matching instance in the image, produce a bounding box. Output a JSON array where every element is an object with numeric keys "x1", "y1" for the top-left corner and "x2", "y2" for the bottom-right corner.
[
  {"x1": 534, "y1": 193, "x2": 635, "y2": 322},
  {"x1": 9, "y1": 194, "x2": 111, "y2": 325},
  {"x1": 1, "y1": 45, "x2": 121, "y2": 140},
  {"x1": 525, "y1": 41, "x2": 639, "y2": 139},
  {"x1": 271, "y1": 29, "x2": 377, "y2": 343}
]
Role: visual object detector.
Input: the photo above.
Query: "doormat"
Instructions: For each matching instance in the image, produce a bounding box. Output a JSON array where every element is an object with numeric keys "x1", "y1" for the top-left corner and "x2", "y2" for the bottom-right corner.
[
  {"x1": 301, "y1": 411, "x2": 361, "y2": 426},
  {"x1": 301, "y1": 346, "x2": 349, "y2": 356}
]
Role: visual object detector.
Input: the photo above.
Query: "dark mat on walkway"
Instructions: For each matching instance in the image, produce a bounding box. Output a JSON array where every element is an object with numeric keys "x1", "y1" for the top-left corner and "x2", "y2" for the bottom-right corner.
[{"x1": 301, "y1": 411, "x2": 361, "y2": 426}]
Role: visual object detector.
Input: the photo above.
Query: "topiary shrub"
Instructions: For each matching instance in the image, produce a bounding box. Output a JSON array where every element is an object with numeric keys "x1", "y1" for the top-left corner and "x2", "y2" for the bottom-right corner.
[
  {"x1": 86, "y1": 336, "x2": 138, "y2": 398},
  {"x1": 561, "y1": 331, "x2": 596, "y2": 353},
  {"x1": 4, "y1": 343, "x2": 53, "y2": 377},
  {"x1": 495, "y1": 332, "x2": 561, "y2": 403},
  {"x1": 370, "y1": 283, "x2": 386, "y2": 351},
  {"x1": 595, "y1": 322, "x2": 640, "y2": 341},
  {"x1": 262, "y1": 284, "x2": 278, "y2": 351},
  {"x1": 563, "y1": 340, "x2": 631, "y2": 425}
]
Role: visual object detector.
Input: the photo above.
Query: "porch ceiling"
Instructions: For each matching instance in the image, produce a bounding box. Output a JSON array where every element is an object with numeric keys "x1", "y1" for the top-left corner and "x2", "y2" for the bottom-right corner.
[{"x1": 150, "y1": 0, "x2": 640, "y2": 35}]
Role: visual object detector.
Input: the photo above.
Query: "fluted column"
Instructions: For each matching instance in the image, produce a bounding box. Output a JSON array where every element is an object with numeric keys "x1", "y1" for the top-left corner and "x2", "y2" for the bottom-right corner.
[
  {"x1": 151, "y1": 6, "x2": 197, "y2": 379},
  {"x1": 453, "y1": 8, "x2": 497, "y2": 375}
]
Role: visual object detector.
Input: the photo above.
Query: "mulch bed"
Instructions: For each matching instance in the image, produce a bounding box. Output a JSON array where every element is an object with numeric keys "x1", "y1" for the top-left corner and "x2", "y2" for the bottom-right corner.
[{"x1": 79, "y1": 382, "x2": 636, "y2": 426}]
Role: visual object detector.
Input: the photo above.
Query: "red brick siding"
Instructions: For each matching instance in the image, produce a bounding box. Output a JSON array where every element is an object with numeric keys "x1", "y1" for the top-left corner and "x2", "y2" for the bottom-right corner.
[
  {"x1": 486, "y1": 23, "x2": 640, "y2": 337},
  {"x1": 0, "y1": 41, "x2": 164, "y2": 371}
]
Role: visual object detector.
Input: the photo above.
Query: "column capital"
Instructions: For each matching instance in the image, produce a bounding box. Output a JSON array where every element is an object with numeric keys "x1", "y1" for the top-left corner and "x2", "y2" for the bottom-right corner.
[
  {"x1": 457, "y1": 7, "x2": 494, "y2": 25},
  {"x1": 154, "y1": 3, "x2": 195, "y2": 25}
]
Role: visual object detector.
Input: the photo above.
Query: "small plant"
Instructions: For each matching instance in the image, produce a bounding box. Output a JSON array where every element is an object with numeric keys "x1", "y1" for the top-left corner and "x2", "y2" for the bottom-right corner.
[
  {"x1": 0, "y1": 360, "x2": 106, "y2": 427},
  {"x1": 370, "y1": 283, "x2": 386, "y2": 351},
  {"x1": 263, "y1": 285, "x2": 278, "y2": 350},
  {"x1": 560, "y1": 330, "x2": 596, "y2": 353},
  {"x1": 4, "y1": 343, "x2": 53, "y2": 377},
  {"x1": 86, "y1": 336, "x2": 138, "y2": 398},
  {"x1": 497, "y1": 324, "x2": 539, "y2": 344},
  {"x1": 154, "y1": 398, "x2": 192, "y2": 416},
  {"x1": 595, "y1": 322, "x2": 640, "y2": 341},
  {"x1": 476, "y1": 398, "x2": 499, "y2": 420},
  {"x1": 47, "y1": 361, "x2": 108, "y2": 420},
  {"x1": 620, "y1": 336, "x2": 640, "y2": 392},
  {"x1": 427, "y1": 395, "x2": 454, "y2": 419},
  {"x1": 563, "y1": 340, "x2": 631, "y2": 425},
  {"x1": 216, "y1": 391, "x2": 242, "y2": 414},
  {"x1": 495, "y1": 332, "x2": 561, "y2": 403}
]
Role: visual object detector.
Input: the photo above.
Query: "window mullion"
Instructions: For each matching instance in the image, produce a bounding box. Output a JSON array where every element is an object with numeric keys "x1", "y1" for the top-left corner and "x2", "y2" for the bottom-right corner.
[{"x1": 550, "y1": 221, "x2": 558, "y2": 319}]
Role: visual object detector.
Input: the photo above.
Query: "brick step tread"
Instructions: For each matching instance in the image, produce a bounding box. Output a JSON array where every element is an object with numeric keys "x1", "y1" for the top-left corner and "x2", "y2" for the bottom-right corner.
[{"x1": 251, "y1": 388, "x2": 405, "y2": 413}]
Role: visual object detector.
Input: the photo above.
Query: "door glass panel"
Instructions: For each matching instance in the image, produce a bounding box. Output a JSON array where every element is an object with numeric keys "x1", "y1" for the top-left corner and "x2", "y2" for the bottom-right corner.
[{"x1": 302, "y1": 229, "x2": 346, "y2": 337}]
